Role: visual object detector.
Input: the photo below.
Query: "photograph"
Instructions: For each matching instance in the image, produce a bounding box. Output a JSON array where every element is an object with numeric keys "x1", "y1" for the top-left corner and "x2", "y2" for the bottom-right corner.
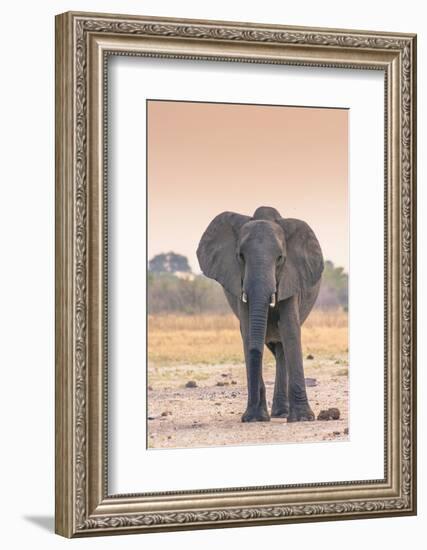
[
  {"x1": 0, "y1": 0, "x2": 421, "y2": 543},
  {"x1": 54, "y1": 10, "x2": 416, "y2": 537},
  {"x1": 147, "y1": 100, "x2": 349, "y2": 449}
]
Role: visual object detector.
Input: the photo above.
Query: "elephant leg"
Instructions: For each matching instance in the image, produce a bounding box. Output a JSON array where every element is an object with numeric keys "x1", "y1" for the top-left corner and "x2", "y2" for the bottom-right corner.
[
  {"x1": 278, "y1": 296, "x2": 314, "y2": 422},
  {"x1": 239, "y1": 314, "x2": 269, "y2": 422},
  {"x1": 271, "y1": 343, "x2": 289, "y2": 418}
]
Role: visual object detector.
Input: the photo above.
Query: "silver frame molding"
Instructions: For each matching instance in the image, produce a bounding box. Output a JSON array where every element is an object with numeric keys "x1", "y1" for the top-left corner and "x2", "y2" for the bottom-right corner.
[{"x1": 55, "y1": 11, "x2": 417, "y2": 538}]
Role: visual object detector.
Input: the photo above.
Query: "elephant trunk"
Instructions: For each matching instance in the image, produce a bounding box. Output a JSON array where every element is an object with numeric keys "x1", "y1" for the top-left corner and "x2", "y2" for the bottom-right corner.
[{"x1": 248, "y1": 291, "x2": 269, "y2": 354}]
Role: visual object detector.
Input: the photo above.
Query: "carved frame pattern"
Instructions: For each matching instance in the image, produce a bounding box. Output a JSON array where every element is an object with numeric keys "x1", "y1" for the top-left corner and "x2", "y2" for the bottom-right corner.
[{"x1": 55, "y1": 11, "x2": 416, "y2": 537}]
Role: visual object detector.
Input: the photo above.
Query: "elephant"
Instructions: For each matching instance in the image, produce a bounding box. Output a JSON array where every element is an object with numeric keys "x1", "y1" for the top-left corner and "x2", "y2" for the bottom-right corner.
[{"x1": 197, "y1": 206, "x2": 324, "y2": 423}]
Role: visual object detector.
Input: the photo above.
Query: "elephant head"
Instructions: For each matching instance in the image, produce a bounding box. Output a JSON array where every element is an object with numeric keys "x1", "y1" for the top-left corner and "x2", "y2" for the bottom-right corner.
[{"x1": 197, "y1": 206, "x2": 324, "y2": 354}]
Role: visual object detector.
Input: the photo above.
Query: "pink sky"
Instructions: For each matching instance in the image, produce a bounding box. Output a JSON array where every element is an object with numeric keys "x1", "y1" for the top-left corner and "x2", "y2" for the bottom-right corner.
[{"x1": 148, "y1": 100, "x2": 348, "y2": 272}]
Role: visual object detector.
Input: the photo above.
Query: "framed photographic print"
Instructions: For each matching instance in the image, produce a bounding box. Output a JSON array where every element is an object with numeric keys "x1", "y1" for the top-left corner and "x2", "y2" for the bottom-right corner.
[{"x1": 55, "y1": 11, "x2": 417, "y2": 537}]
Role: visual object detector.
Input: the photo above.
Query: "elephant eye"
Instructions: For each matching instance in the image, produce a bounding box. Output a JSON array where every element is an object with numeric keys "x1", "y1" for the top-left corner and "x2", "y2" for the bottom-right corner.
[
  {"x1": 277, "y1": 255, "x2": 284, "y2": 265},
  {"x1": 237, "y1": 252, "x2": 245, "y2": 263}
]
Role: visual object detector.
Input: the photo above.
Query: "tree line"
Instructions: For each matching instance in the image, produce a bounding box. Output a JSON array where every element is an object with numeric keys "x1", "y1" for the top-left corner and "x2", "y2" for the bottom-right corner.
[{"x1": 148, "y1": 252, "x2": 348, "y2": 315}]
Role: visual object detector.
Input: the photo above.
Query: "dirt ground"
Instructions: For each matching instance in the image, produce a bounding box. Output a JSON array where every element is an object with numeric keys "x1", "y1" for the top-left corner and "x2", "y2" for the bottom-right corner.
[{"x1": 147, "y1": 358, "x2": 349, "y2": 449}]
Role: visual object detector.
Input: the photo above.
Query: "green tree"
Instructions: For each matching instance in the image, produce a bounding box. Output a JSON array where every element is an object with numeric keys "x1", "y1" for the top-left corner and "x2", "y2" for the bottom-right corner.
[
  {"x1": 148, "y1": 252, "x2": 191, "y2": 273},
  {"x1": 316, "y1": 260, "x2": 348, "y2": 311}
]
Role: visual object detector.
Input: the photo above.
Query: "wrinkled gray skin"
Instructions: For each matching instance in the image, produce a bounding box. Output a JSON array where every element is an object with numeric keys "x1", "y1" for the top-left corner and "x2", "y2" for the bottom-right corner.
[{"x1": 197, "y1": 206, "x2": 324, "y2": 423}]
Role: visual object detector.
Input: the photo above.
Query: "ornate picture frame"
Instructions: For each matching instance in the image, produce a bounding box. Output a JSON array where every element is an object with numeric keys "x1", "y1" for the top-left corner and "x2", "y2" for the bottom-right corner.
[{"x1": 55, "y1": 11, "x2": 417, "y2": 537}]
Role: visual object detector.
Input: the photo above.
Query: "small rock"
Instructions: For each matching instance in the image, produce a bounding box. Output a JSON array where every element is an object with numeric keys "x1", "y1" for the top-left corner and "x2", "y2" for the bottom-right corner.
[
  {"x1": 148, "y1": 385, "x2": 153, "y2": 391},
  {"x1": 148, "y1": 415, "x2": 156, "y2": 420},
  {"x1": 214, "y1": 402, "x2": 221, "y2": 406},
  {"x1": 306, "y1": 354, "x2": 314, "y2": 360},
  {"x1": 333, "y1": 431, "x2": 341, "y2": 436},
  {"x1": 167, "y1": 436, "x2": 172, "y2": 440},
  {"x1": 231, "y1": 380, "x2": 237, "y2": 385},
  {"x1": 344, "y1": 427, "x2": 349, "y2": 435},
  {"x1": 185, "y1": 380, "x2": 197, "y2": 388},
  {"x1": 317, "y1": 407, "x2": 341, "y2": 421},
  {"x1": 161, "y1": 411, "x2": 172, "y2": 416},
  {"x1": 221, "y1": 373, "x2": 228, "y2": 377},
  {"x1": 328, "y1": 407, "x2": 340, "y2": 420},
  {"x1": 305, "y1": 377, "x2": 317, "y2": 387},
  {"x1": 216, "y1": 381, "x2": 225, "y2": 387},
  {"x1": 335, "y1": 360, "x2": 340, "y2": 364}
]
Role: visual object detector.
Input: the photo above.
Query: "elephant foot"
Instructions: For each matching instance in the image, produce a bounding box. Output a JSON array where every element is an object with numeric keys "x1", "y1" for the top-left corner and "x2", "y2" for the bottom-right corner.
[
  {"x1": 271, "y1": 400, "x2": 289, "y2": 419},
  {"x1": 288, "y1": 402, "x2": 315, "y2": 422},
  {"x1": 242, "y1": 405, "x2": 270, "y2": 423}
]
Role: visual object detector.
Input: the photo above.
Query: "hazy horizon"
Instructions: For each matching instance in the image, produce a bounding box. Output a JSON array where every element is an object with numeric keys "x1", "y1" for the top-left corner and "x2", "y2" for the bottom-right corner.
[
  {"x1": 148, "y1": 100, "x2": 349, "y2": 273},
  {"x1": 148, "y1": 249, "x2": 348, "y2": 276}
]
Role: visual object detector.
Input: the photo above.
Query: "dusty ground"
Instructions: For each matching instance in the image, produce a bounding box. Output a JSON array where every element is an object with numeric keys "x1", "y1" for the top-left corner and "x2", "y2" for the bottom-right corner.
[{"x1": 147, "y1": 353, "x2": 349, "y2": 450}]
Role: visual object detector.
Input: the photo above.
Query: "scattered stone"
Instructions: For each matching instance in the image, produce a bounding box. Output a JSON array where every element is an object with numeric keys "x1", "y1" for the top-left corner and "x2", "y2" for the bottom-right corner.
[
  {"x1": 167, "y1": 436, "x2": 172, "y2": 440},
  {"x1": 344, "y1": 427, "x2": 349, "y2": 435},
  {"x1": 335, "y1": 360, "x2": 341, "y2": 364},
  {"x1": 333, "y1": 431, "x2": 341, "y2": 436},
  {"x1": 317, "y1": 407, "x2": 341, "y2": 421},
  {"x1": 161, "y1": 411, "x2": 172, "y2": 416},
  {"x1": 148, "y1": 385, "x2": 153, "y2": 391},
  {"x1": 221, "y1": 373, "x2": 228, "y2": 377},
  {"x1": 231, "y1": 380, "x2": 237, "y2": 385},
  {"x1": 305, "y1": 377, "x2": 317, "y2": 387},
  {"x1": 306, "y1": 354, "x2": 314, "y2": 360},
  {"x1": 230, "y1": 392, "x2": 238, "y2": 398},
  {"x1": 148, "y1": 415, "x2": 156, "y2": 420},
  {"x1": 328, "y1": 407, "x2": 340, "y2": 420},
  {"x1": 185, "y1": 380, "x2": 197, "y2": 388},
  {"x1": 216, "y1": 381, "x2": 225, "y2": 386},
  {"x1": 214, "y1": 402, "x2": 221, "y2": 406}
]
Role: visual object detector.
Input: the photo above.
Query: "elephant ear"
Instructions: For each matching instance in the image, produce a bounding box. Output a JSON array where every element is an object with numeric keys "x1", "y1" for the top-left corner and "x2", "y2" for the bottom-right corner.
[
  {"x1": 277, "y1": 218, "x2": 324, "y2": 301},
  {"x1": 197, "y1": 211, "x2": 251, "y2": 297}
]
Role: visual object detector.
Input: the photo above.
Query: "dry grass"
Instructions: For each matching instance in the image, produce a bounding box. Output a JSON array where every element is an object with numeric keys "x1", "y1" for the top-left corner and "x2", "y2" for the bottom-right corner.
[
  {"x1": 302, "y1": 309, "x2": 348, "y2": 328},
  {"x1": 148, "y1": 314, "x2": 239, "y2": 332},
  {"x1": 148, "y1": 310, "x2": 348, "y2": 367}
]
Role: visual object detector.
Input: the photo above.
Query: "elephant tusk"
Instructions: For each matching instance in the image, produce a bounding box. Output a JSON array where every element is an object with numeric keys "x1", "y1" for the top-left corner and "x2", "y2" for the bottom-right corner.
[
  {"x1": 241, "y1": 291, "x2": 248, "y2": 303},
  {"x1": 269, "y1": 293, "x2": 276, "y2": 308}
]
